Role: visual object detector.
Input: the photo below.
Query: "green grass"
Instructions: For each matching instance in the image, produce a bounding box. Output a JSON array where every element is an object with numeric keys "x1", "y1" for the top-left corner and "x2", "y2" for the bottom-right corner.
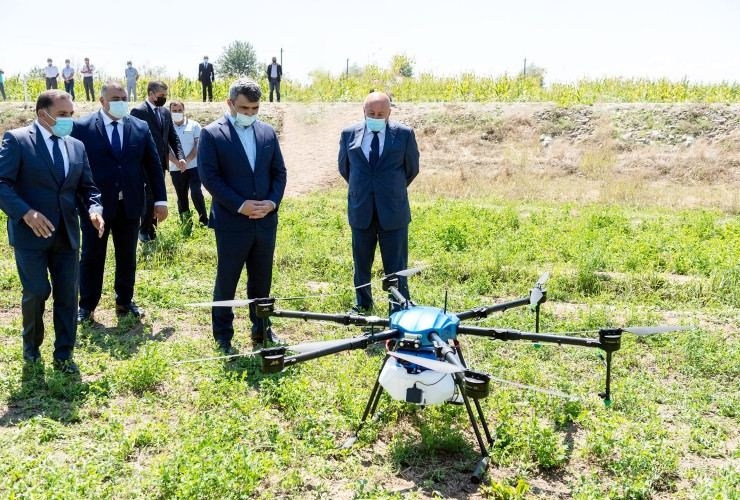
[{"x1": 0, "y1": 192, "x2": 738, "y2": 498}]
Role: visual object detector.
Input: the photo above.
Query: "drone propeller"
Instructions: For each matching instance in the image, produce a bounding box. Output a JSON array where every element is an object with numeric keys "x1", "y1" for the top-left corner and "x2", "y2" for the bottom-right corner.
[
  {"x1": 387, "y1": 351, "x2": 465, "y2": 374},
  {"x1": 284, "y1": 338, "x2": 357, "y2": 354},
  {"x1": 355, "y1": 265, "x2": 429, "y2": 290},
  {"x1": 529, "y1": 271, "x2": 550, "y2": 308},
  {"x1": 187, "y1": 298, "x2": 261, "y2": 308},
  {"x1": 622, "y1": 325, "x2": 691, "y2": 336},
  {"x1": 487, "y1": 375, "x2": 578, "y2": 400},
  {"x1": 175, "y1": 348, "x2": 263, "y2": 364}
]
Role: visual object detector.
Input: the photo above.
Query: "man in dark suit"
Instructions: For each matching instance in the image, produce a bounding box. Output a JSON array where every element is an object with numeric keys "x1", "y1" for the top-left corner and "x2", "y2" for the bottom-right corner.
[
  {"x1": 130, "y1": 81, "x2": 185, "y2": 241},
  {"x1": 338, "y1": 91, "x2": 419, "y2": 313},
  {"x1": 266, "y1": 57, "x2": 282, "y2": 103},
  {"x1": 198, "y1": 56, "x2": 215, "y2": 102},
  {"x1": 198, "y1": 77, "x2": 287, "y2": 353},
  {"x1": 0, "y1": 90, "x2": 104, "y2": 373},
  {"x1": 72, "y1": 81, "x2": 168, "y2": 322}
]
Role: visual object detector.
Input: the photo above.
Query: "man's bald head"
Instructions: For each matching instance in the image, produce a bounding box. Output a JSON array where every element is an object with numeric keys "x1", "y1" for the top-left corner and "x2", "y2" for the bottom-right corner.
[{"x1": 363, "y1": 91, "x2": 391, "y2": 120}]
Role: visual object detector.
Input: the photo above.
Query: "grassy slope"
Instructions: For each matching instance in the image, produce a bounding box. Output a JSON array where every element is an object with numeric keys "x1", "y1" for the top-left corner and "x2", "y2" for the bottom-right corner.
[{"x1": 0, "y1": 103, "x2": 738, "y2": 499}]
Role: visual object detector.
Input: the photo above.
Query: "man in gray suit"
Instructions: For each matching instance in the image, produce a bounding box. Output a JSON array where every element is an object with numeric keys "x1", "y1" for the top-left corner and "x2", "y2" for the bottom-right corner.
[
  {"x1": 338, "y1": 91, "x2": 419, "y2": 313},
  {"x1": 0, "y1": 90, "x2": 104, "y2": 373}
]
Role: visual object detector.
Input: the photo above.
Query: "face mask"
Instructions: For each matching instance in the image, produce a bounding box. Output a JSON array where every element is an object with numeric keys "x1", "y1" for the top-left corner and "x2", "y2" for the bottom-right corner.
[
  {"x1": 108, "y1": 101, "x2": 129, "y2": 119},
  {"x1": 234, "y1": 113, "x2": 257, "y2": 128},
  {"x1": 366, "y1": 117, "x2": 386, "y2": 132},
  {"x1": 153, "y1": 96, "x2": 167, "y2": 107},
  {"x1": 127, "y1": 64, "x2": 132, "y2": 68},
  {"x1": 45, "y1": 111, "x2": 73, "y2": 137},
  {"x1": 171, "y1": 112, "x2": 184, "y2": 122},
  {"x1": 203, "y1": 59, "x2": 208, "y2": 63}
]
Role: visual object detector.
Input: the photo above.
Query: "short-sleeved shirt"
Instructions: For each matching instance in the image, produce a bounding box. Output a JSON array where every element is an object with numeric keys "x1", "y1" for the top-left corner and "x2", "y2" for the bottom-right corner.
[
  {"x1": 45, "y1": 65, "x2": 59, "y2": 78},
  {"x1": 169, "y1": 118, "x2": 202, "y2": 171},
  {"x1": 62, "y1": 66, "x2": 75, "y2": 79},
  {"x1": 125, "y1": 67, "x2": 138, "y2": 83}
]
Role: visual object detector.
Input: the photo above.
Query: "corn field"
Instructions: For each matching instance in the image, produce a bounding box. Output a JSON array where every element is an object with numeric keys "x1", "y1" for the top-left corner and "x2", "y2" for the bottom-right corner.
[{"x1": 3, "y1": 72, "x2": 739, "y2": 105}]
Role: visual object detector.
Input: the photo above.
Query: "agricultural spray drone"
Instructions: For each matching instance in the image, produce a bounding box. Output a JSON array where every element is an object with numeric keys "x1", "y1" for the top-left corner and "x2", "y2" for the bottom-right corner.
[{"x1": 186, "y1": 269, "x2": 687, "y2": 483}]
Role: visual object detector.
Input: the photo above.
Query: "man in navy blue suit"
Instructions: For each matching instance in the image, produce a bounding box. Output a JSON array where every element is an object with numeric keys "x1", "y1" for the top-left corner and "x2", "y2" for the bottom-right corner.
[
  {"x1": 198, "y1": 77, "x2": 287, "y2": 353},
  {"x1": 72, "y1": 81, "x2": 168, "y2": 323},
  {"x1": 338, "y1": 91, "x2": 420, "y2": 313},
  {"x1": 0, "y1": 90, "x2": 104, "y2": 373}
]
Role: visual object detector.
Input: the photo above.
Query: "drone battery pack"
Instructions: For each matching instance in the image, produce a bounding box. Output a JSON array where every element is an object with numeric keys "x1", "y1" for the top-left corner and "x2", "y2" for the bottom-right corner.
[{"x1": 406, "y1": 386, "x2": 423, "y2": 404}]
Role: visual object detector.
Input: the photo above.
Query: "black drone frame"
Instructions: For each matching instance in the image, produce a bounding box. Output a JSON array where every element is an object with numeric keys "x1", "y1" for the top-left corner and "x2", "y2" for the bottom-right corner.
[{"x1": 248, "y1": 273, "x2": 650, "y2": 482}]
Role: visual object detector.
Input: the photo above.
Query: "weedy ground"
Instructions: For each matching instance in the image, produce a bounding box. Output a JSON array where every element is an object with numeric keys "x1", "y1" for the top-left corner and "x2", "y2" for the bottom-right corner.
[{"x1": 0, "y1": 102, "x2": 737, "y2": 499}]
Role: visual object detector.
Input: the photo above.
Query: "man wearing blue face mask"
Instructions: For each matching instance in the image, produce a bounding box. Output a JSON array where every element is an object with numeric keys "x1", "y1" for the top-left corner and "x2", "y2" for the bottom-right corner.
[
  {"x1": 198, "y1": 77, "x2": 287, "y2": 354},
  {"x1": 0, "y1": 90, "x2": 104, "y2": 374},
  {"x1": 338, "y1": 91, "x2": 420, "y2": 314},
  {"x1": 72, "y1": 81, "x2": 168, "y2": 323}
]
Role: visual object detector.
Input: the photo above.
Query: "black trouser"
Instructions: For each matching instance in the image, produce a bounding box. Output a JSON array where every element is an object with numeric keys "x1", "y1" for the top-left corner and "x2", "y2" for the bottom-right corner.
[
  {"x1": 83, "y1": 76, "x2": 95, "y2": 100},
  {"x1": 201, "y1": 81, "x2": 213, "y2": 102},
  {"x1": 0, "y1": 82, "x2": 6, "y2": 100},
  {"x1": 170, "y1": 168, "x2": 207, "y2": 220},
  {"x1": 140, "y1": 183, "x2": 157, "y2": 239},
  {"x1": 64, "y1": 79, "x2": 75, "y2": 100},
  {"x1": 268, "y1": 78, "x2": 281, "y2": 102},
  {"x1": 45, "y1": 77, "x2": 57, "y2": 89},
  {"x1": 80, "y1": 201, "x2": 140, "y2": 311},
  {"x1": 14, "y1": 223, "x2": 78, "y2": 361}
]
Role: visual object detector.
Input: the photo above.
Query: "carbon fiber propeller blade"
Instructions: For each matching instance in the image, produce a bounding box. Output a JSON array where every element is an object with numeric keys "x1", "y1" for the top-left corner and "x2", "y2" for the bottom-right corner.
[
  {"x1": 387, "y1": 351, "x2": 465, "y2": 374},
  {"x1": 529, "y1": 271, "x2": 550, "y2": 306},
  {"x1": 488, "y1": 375, "x2": 578, "y2": 400},
  {"x1": 285, "y1": 338, "x2": 356, "y2": 354},
  {"x1": 188, "y1": 299, "x2": 258, "y2": 307},
  {"x1": 623, "y1": 325, "x2": 691, "y2": 336}
]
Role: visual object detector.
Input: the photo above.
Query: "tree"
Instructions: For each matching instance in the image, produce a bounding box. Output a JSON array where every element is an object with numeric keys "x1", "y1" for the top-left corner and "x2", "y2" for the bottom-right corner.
[
  {"x1": 520, "y1": 62, "x2": 546, "y2": 87},
  {"x1": 216, "y1": 40, "x2": 259, "y2": 78},
  {"x1": 390, "y1": 54, "x2": 414, "y2": 78}
]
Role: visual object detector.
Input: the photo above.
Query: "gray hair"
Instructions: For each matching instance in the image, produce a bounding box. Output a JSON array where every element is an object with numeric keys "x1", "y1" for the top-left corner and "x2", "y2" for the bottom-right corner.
[
  {"x1": 101, "y1": 80, "x2": 126, "y2": 98},
  {"x1": 228, "y1": 77, "x2": 262, "y2": 102}
]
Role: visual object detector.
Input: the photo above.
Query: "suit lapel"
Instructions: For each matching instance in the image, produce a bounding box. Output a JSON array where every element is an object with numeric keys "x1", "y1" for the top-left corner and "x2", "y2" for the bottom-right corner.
[
  {"x1": 379, "y1": 123, "x2": 397, "y2": 164},
  {"x1": 219, "y1": 118, "x2": 253, "y2": 174},
  {"x1": 31, "y1": 125, "x2": 63, "y2": 184}
]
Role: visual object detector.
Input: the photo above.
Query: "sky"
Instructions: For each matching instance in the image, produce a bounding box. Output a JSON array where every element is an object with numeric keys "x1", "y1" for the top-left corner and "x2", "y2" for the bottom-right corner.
[{"x1": 1, "y1": 0, "x2": 738, "y2": 85}]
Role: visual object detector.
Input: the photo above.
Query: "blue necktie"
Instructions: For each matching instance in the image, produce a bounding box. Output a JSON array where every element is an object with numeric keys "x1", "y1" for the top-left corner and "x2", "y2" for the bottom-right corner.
[
  {"x1": 51, "y1": 135, "x2": 66, "y2": 179},
  {"x1": 369, "y1": 131, "x2": 379, "y2": 168},
  {"x1": 155, "y1": 107, "x2": 163, "y2": 128},
  {"x1": 111, "y1": 121, "x2": 122, "y2": 155}
]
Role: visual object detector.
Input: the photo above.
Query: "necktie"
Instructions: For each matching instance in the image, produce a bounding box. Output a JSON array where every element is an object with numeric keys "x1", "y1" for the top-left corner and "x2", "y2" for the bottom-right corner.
[
  {"x1": 155, "y1": 107, "x2": 163, "y2": 128},
  {"x1": 51, "y1": 136, "x2": 66, "y2": 179},
  {"x1": 111, "y1": 121, "x2": 122, "y2": 155},
  {"x1": 369, "y1": 131, "x2": 379, "y2": 168}
]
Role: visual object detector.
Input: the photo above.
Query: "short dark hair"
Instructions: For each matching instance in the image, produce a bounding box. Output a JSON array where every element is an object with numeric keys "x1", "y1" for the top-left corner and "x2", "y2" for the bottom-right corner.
[
  {"x1": 228, "y1": 78, "x2": 262, "y2": 102},
  {"x1": 169, "y1": 100, "x2": 184, "y2": 109},
  {"x1": 147, "y1": 81, "x2": 168, "y2": 94},
  {"x1": 101, "y1": 80, "x2": 126, "y2": 98},
  {"x1": 36, "y1": 90, "x2": 71, "y2": 112}
]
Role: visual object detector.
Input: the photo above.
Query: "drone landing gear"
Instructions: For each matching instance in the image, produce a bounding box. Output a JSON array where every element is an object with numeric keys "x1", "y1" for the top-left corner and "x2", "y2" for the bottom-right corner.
[{"x1": 342, "y1": 354, "x2": 496, "y2": 484}]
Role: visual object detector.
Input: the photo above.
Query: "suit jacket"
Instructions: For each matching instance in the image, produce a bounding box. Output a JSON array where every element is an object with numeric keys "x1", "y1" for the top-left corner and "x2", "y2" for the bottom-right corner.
[
  {"x1": 199, "y1": 62, "x2": 215, "y2": 83},
  {"x1": 266, "y1": 63, "x2": 282, "y2": 81},
  {"x1": 71, "y1": 111, "x2": 166, "y2": 221},
  {"x1": 0, "y1": 124, "x2": 101, "y2": 250},
  {"x1": 338, "y1": 120, "x2": 419, "y2": 230},
  {"x1": 130, "y1": 102, "x2": 185, "y2": 172},
  {"x1": 198, "y1": 116, "x2": 287, "y2": 232}
]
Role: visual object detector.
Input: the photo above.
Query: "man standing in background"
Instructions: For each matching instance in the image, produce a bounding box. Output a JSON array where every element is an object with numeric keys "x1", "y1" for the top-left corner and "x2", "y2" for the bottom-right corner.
[
  {"x1": 266, "y1": 57, "x2": 282, "y2": 103},
  {"x1": 44, "y1": 59, "x2": 59, "y2": 90},
  {"x1": 168, "y1": 100, "x2": 208, "y2": 228},
  {"x1": 72, "y1": 81, "x2": 168, "y2": 322},
  {"x1": 338, "y1": 91, "x2": 419, "y2": 313},
  {"x1": 198, "y1": 56, "x2": 214, "y2": 102},
  {"x1": 130, "y1": 81, "x2": 186, "y2": 242},
  {"x1": 0, "y1": 69, "x2": 6, "y2": 100},
  {"x1": 125, "y1": 61, "x2": 139, "y2": 101},
  {"x1": 61, "y1": 60, "x2": 75, "y2": 100},
  {"x1": 80, "y1": 58, "x2": 95, "y2": 101}
]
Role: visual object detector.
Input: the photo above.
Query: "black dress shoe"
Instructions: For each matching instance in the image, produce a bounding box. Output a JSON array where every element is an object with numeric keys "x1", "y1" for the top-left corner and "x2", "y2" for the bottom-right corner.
[
  {"x1": 217, "y1": 343, "x2": 239, "y2": 356},
  {"x1": 77, "y1": 307, "x2": 94, "y2": 324},
  {"x1": 252, "y1": 328, "x2": 281, "y2": 345},
  {"x1": 23, "y1": 350, "x2": 41, "y2": 363},
  {"x1": 53, "y1": 359, "x2": 80, "y2": 374},
  {"x1": 116, "y1": 302, "x2": 143, "y2": 318},
  {"x1": 348, "y1": 305, "x2": 372, "y2": 316},
  {"x1": 198, "y1": 215, "x2": 209, "y2": 226},
  {"x1": 138, "y1": 231, "x2": 155, "y2": 242}
]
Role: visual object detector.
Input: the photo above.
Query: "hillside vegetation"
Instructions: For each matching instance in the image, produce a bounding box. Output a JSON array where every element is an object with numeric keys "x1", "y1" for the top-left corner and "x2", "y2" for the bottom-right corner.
[{"x1": 0, "y1": 101, "x2": 737, "y2": 498}]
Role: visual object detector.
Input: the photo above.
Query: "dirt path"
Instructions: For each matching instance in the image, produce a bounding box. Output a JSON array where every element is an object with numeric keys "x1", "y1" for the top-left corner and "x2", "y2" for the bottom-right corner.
[{"x1": 277, "y1": 102, "x2": 360, "y2": 197}]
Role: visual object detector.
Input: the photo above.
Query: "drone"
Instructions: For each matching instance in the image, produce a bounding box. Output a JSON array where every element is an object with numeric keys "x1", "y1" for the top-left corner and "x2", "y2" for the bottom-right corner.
[{"x1": 184, "y1": 269, "x2": 688, "y2": 483}]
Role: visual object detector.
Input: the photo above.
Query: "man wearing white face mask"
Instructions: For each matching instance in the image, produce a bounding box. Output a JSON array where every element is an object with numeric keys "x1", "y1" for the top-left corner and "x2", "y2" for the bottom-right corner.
[
  {"x1": 72, "y1": 81, "x2": 168, "y2": 324},
  {"x1": 0, "y1": 90, "x2": 104, "y2": 373},
  {"x1": 168, "y1": 100, "x2": 208, "y2": 227},
  {"x1": 198, "y1": 77, "x2": 287, "y2": 354},
  {"x1": 338, "y1": 91, "x2": 420, "y2": 314}
]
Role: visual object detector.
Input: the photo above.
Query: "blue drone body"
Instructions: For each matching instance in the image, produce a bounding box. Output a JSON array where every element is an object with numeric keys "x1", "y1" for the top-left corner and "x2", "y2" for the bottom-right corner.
[{"x1": 389, "y1": 306, "x2": 460, "y2": 347}]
